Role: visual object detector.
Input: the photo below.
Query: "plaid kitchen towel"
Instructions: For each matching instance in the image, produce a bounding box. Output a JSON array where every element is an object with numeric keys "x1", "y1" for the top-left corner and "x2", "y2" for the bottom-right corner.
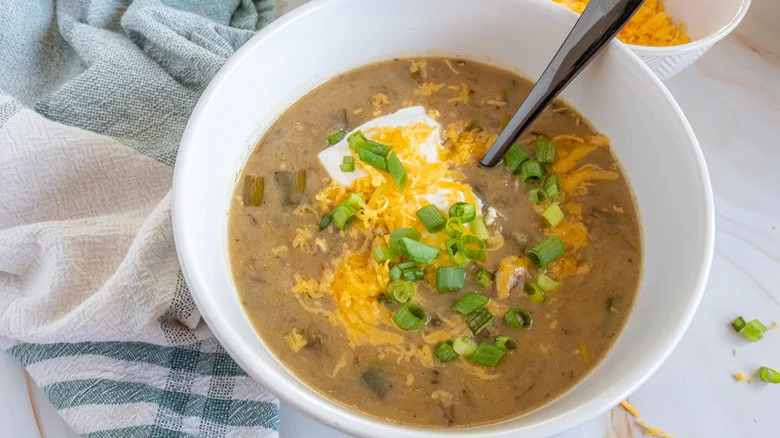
[{"x1": 0, "y1": 0, "x2": 280, "y2": 436}]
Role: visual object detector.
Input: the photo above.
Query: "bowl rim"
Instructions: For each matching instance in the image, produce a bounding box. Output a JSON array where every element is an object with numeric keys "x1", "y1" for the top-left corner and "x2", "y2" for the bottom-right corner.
[{"x1": 172, "y1": 0, "x2": 715, "y2": 436}]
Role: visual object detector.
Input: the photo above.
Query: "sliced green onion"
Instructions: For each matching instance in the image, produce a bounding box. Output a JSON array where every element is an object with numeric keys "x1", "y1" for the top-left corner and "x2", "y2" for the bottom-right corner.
[
  {"x1": 495, "y1": 336, "x2": 518, "y2": 351},
  {"x1": 342, "y1": 155, "x2": 355, "y2": 165},
  {"x1": 505, "y1": 308, "x2": 532, "y2": 329},
  {"x1": 343, "y1": 193, "x2": 365, "y2": 209},
  {"x1": 436, "y1": 267, "x2": 465, "y2": 291},
  {"x1": 389, "y1": 228, "x2": 421, "y2": 252},
  {"x1": 503, "y1": 142, "x2": 530, "y2": 174},
  {"x1": 451, "y1": 292, "x2": 489, "y2": 314},
  {"x1": 469, "y1": 216, "x2": 490, "y2": 241},
  {"x1": 524, "y1": 283, "x2": 546, "y2": 303},
  {"x1": 317, "y1": 213, "x2": 332, "y2": 231},
  {"x1": 340, "y1": 162, "x2": 355, "y2": 172},
  {"x1": 242, "y1": 175, "x2": 264, "y2": 206},
  {"x1": 272, "y1": 171, "x2": 304, "y2": 205},
  {"x1": 453, "y1": 335, "x2": 477, "y2": 356},
  {"x1": 475, "y1": 268, "x2": 492, "y2": 288},
  {"x1": 461, "y1": 235, "x2": 486, "y2": 261},
  {"x1": 446, "y1": 238, "x2": 467, "y2": 267},
  {"x1": 544, "y1": 174, "x2": 560, "y2": 199},
  {"x1": 445, "y1": 217, "x2": 464, "y2": 238},
  {"x1": 372, "y1": 246, "x2": 394, "y2": 263},
  {"x1": 387, "y1": 279, "x2": 414, "y2": 303},
  {"x1": 741, "y1": 319, "x2": 767, "y2": 342},
  {"x1": 402, "y1": 267, "x2": 424, "y2": 282},
  {"x1": 731, "y1": 316, "x2": 746, "y2": 332},
  {"x1": 528, "y1": 236, "x2": 565, "y2": 267},
  {"x1": 392, "y1": 303, "x2": 427, "y2": 330},
  {"x1": 468, "y1": 343, "x2": 505, "y2": 367},
  {"x1": 534, "y1": 140, "x2": 556, "y2": 164},
  {"x1": 347, "y1": 130, "x2": 367, "y2": 150},
  {"x1": 434, "y1": 341, "x2": 459, "y2": 362},
  {"x1": 389, "y1": 264, "x2": 402, "y2": 281},
  {"x1": 361, "y1": 139, "x2": 393, "y2": 157},
  {"x1": 396, "y1": 261, "x2": 417, "y2": 271},
  {"x1": 466, "y1": 308, "x2": 494, "y2": 335},
  {"x1": 387, "y1": 151, "x2": 407, "y2": 192},
  {"x1": 416, "y1": 205, "x2": 447, "y2": 233},
  {"x1": 528, "y1": 188, "x2": 547, "y2": 205},
  {"x1": 759, "y1": 366, "x2": 780, "y2": 384},
  {"x1": 542, "y1": 203, "x2": 565, "y2": 228},
  {"x1": 327, "y1": 130, "x2": 346, "y2": 145},
  {"x1": 295, "y1": 170, "x2": 307, "y2": 195},
  {"x1": 399, "y1": 237, "x2": 440, "y2": 265},
  {"x1": 331, "y1": 204, "x2": 356, "y2": 230},
  {"x1": 520, "y1": 160, "x2": 543, "y2": 182},
  {"x1": 449, "y1": 202, "x2": 476, "y2": 223},
  {"x1": 358, "y1": 148, "x2": 388, "y2": 171},
  {"x1": 536, "y1": 273, "x2": 560, "y2": 292},
  {"x1": 377, "y1": 294, "x2": 394, "y2": 306}
]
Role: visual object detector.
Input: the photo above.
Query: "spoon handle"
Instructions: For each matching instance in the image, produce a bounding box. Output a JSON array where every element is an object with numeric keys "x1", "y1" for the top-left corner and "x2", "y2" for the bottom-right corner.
[{"x1": 480, "y1": 0, "x2": 644, "y2": 167}]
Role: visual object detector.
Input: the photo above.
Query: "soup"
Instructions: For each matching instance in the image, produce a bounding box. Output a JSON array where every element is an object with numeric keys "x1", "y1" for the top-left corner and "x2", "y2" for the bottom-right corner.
[{"x1": 228, "y1": 58, "x2": 641, "y2": 427}]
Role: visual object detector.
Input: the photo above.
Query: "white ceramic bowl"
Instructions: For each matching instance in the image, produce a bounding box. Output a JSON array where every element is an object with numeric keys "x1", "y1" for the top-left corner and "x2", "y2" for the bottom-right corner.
[
  {"x1": 623, "y1": 0, "x2": 751, "y2": 79},
  {"x1": 173, "y1": 0, "x2": 714, "y2": 436}
]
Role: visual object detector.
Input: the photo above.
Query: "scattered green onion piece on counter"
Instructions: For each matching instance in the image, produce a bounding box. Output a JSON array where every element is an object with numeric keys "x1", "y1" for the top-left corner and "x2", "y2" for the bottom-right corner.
[
  {"x1": 544, "y1": 174, "x2": 560, "y2": 199},
  {"x1": 326, "y1": 129, "x2": 346, "y2": 145},
  {"x1": 357, "y1": 148, "x2": 388, "y2": 171},
  {"x1": 505, "y1": 308, "x2": 533, "y2": 329},
  {"x1": 445, "y1": 217, "x2": 464, "y2": 238},
  {"x1": 731, "y1": 316, "x2": 747, "y2": 332},
  {"x1": 453, "y1": 335, "x2": 478, "y2": 356},
  {"x1": 542, "y1": 203, "x2": 565, "y2": 228},
  {"x1": 347, "y1": 130, "x2": 367, "y2": 150},
  {"x1": 468, "y1": 343, "x2": 505, "y2": 367},
  {"x1": 528, "y1": 188, "x2": 547, "y2": 205},
  {"x1": 389, "y1": 264, "x2": 402, "y2": 281},
  {"x1": 449, "y1": 202, "x2": 477, "y2": 223},
  {"x1": 436, "y1": 267, "x2": 465, "y2": 292},
  {"x1": 387, "y1": 279, "x2": 414, "y2": 304},
  {"x1": 396, "y1": 261, "x2": 417, "y2": 271},
  {"x1": 503, "y1": 142, "x2": 530, "y2": 174},
  {"x1": 387, "y1": 151, "x2": 408, "y2": 191},
  {"x1": 343, "y1": 193, "x2": 365, "y2": 209},
  {"x1": 372, "y1": 246, "x2": 394, "y2": 263},
  {"x1": 416, "y1": 205, "x2": 447, "y2": 233},
  {"x1": 434, "y1": 341, "x2": 459, "y2": 362},
  {"x1": 446, "y1": 238, "x2": 467, "y2": 267},
  {"x1": 759, "y1": 366, "x2": 780, "y2": 384},
  {"x1": 317, "y1": 213, "x2": 332, "y2": 231},
  {"x1": 520, "y1": 160, "x2": 543, "y2": 182},
  {"x1": 741, "y1": 319, "x2": 767, "y2": 342},
  {"x1": 389, "y1": 228, "x2": 422, "y2": 252},
  {"x1": 475, "y1": 268, "x2": 492, "y2": 288},
  {"x1": 536, "y1": 273, "x2": 560, "y2": 292},
  {"x1": 469, "y1": 216, "x2": 490, "y2": 241},
  {"x1": 525, "y1": 283, "x2": 546, "y2": 304},
  {"x1": 534, "y1": 140, "x2": 556, "y2": 164},
  {"x1": 466, "y1": 308, "x2": 494, "y2": 335},
  {"x1": 451, "y1": 292, "x2": 489, "y2": 315},
  {"x1": 528, "y1": 236, "x2": 565, "y2": 267},
  {"x1": 242, "y1": 175, "x2": 265, "y2": 206},
  {"x1": 399, "y1": 237, "x2": 440, "y2": 265},
  {"x1": 461, "y1": 235, "x2": 486, "y2": 260},
  {"x1": 331, "y1": 204, "x2": 357, "y2": 230},
  {"x1": 495, "y1": 336, "x2": 518, "y2": 351},
  {"x1": 392, "y1": 303, "x2": 427, "y2": 330}
]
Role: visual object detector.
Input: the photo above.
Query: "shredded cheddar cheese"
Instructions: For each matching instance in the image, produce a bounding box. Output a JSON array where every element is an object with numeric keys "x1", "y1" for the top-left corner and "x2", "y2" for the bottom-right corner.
[
  {"x1": 447, "y1": 83, "x2": 470, "y2": 104},
  {"x1": 620, "y1": 400, "x2": 642, "y2": 418},
  {"x1": 283, "y1": 329, "x2": 307, "y2": 352},
  {"x1": 409, "y1": 59, "x2": 428, "y2": 78},
  {"x1": 414, "y1": 82, "x2": 445, "y2": 96},
  {"x1": 635, "y1": 420, "x2": 674, "y2": 438},
  {"x1": 292, "y1": 226, "x2": 312, "y2": 250},
  {"x1": 441, "y1": 121, "x2": 498, "y2": 167}
]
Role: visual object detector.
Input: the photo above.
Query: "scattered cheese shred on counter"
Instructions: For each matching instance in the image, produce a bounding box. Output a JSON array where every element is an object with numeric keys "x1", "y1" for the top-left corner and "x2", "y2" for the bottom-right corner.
[
  {"x1": 620, "y1": 400, "x2": 642, "y2": 418},
  {"x1": 635, "y1": 420, "x2": 674, "y2": 438},
  {"x1": 734, "y1": 372, "x2": 748, "y2": 382},
  {"x1": 768, "y1": 321, "x2": 779, "y2": 331}
]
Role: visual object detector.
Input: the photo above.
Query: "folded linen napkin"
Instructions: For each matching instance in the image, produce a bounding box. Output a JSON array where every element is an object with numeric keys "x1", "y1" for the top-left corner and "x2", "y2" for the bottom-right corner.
[{"x1": 0, "y1": 1, "x2": 280, "y2": 436}]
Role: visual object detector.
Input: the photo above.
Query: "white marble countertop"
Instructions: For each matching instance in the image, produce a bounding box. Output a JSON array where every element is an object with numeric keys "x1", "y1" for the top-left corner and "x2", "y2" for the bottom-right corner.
[{"x1": 2, "y1": 0, "x2": 778, "y2": 436}]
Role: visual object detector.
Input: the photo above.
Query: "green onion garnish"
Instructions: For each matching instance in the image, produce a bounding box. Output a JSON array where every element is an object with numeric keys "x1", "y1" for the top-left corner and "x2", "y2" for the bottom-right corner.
[
  {"x1": 528, "y1": 236, "x2": 565, "y2": 267},
  {"x1": 469, "y1": 216, "x2": 490, "y2": 241},
  {"x1": 446, "y1": 238, "x2": 467, "y2": 267},
  {"x1": 331, "y1": 204, "x2": 357, "y2": 230},
  {"x1": 242, "y1": 175, "x2": 264, "y2": 206},
  {"x1": 505, "y1": 308, "x2": 532, "y2": 329},
  {"x1": 387, "y1": 151, "x2": 407, "y2": 191},
  {"x1": 347, "y1": 130, "x2": 366, "y2": 150},
  {"x1": 402, "y1": 267, "x2": 424, "y2": 282},
  {"x1": 468, "y1": 343, "x2": 505, "y2": 367},
  {"x1": 544, "y1": 173, "x2": 560, "y2": 199},
  {"x1": 461, "y1": 235, "x2": 486, "y2": 260},
  {"x1": 389, "y1": 228, "x2": 421, "y2": 252},
  {"x1": 361, "y1": 139, "x2": 393, "y2": 157},
  {"x1": 445, "y1": 217, "x2": 464, "y2": 238},
  {"x1": 392, "y1": 303, "x2": 427, "y2": 330},
  {"x1": 342, "y1": 155, "x2": 355, "y2": 165},
  {"x1": 453, "y1": 335, "x2": 478, "y2": 356},
  {"x1": 451, "y1": 292, "x2": 489, "y2": 315},
  {"x1": 317, "y1": 213, "x2": 332, "y2": 231},
  {"x1": 759, "y1": 366, "x2": 780, "y2": 384},
  {"x1": 731, "y1": 316, "x2": 747, "y2": 332},
  {"x1": 389, "y1": 264, "x2": 402, "y2": 281},
  {"x1": 399, "y1": 237, "x2": 440, "y2": 265},
  {"x1": 326, "y1": 130, "x2": 346, "y2": 145},
  {"x1": 536, "y1": 273, "x2": 560, "y2": 292},
  {"x1": 495, "y1": 336, "x2": 518, "y2": 351},
  {"x1": 358, "y1": 148, "x2": 388, "y2": 171},
  {"x1": 387, "y1": 279, "x2": 414, "y2": 303},
  {"x1": 449, "y1": 202, "x2": 476, "y2": 223},
  {"x1": 524, "y1": 283, "x2": 545, "y2": 303},
  {"x1": 396, "y1": 261, "x2": 416, "y2": 270},
  {"x1": 534, "y1": 140, "x2": 556, "y2": 164},
  {"x1": 372, "y1": 246, "x2": 394, "y2": 263},
  {"x1": 475, "y1": 268, "x2": 492, "y2": 288},
  {"x1": 434, "y1": 341, "x2": 459, "y2": 362},
  {"x1": 741, "y1": 319, "x2": 768, "y2": 342},
  {"x1": 416, "y1": 205, "x2": 447, "y2": 233},
  {"x1": 528, "y1": 188, "x2": 547, "y2": 205},
  {"x1": 343, "y1": 193, "x2": 365, "y2": 209},
  {"x1": 466, "y1": 308, "x2": 494, "y2": 335},
  {"x1": 520, "y1": 160, "x2": 543, "y2": 182},
  {"x1": 503, "y1": 142, "x2": 530, "y2": 174},
  {"x1": 436, "y1": 267, "x2": 465, "y2": 291},
  {"x1": 340, "y1": 155, "x2": 355, "y2": 172},
  {"x1": 542, "y1": 203, "x2": 564, "y2": 228}
]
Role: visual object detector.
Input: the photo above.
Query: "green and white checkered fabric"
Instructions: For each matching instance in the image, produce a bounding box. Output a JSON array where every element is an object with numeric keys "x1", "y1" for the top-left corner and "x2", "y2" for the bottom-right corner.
[{"x1": 0, "y1": 0, "x2": 279, "y2": 436}]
